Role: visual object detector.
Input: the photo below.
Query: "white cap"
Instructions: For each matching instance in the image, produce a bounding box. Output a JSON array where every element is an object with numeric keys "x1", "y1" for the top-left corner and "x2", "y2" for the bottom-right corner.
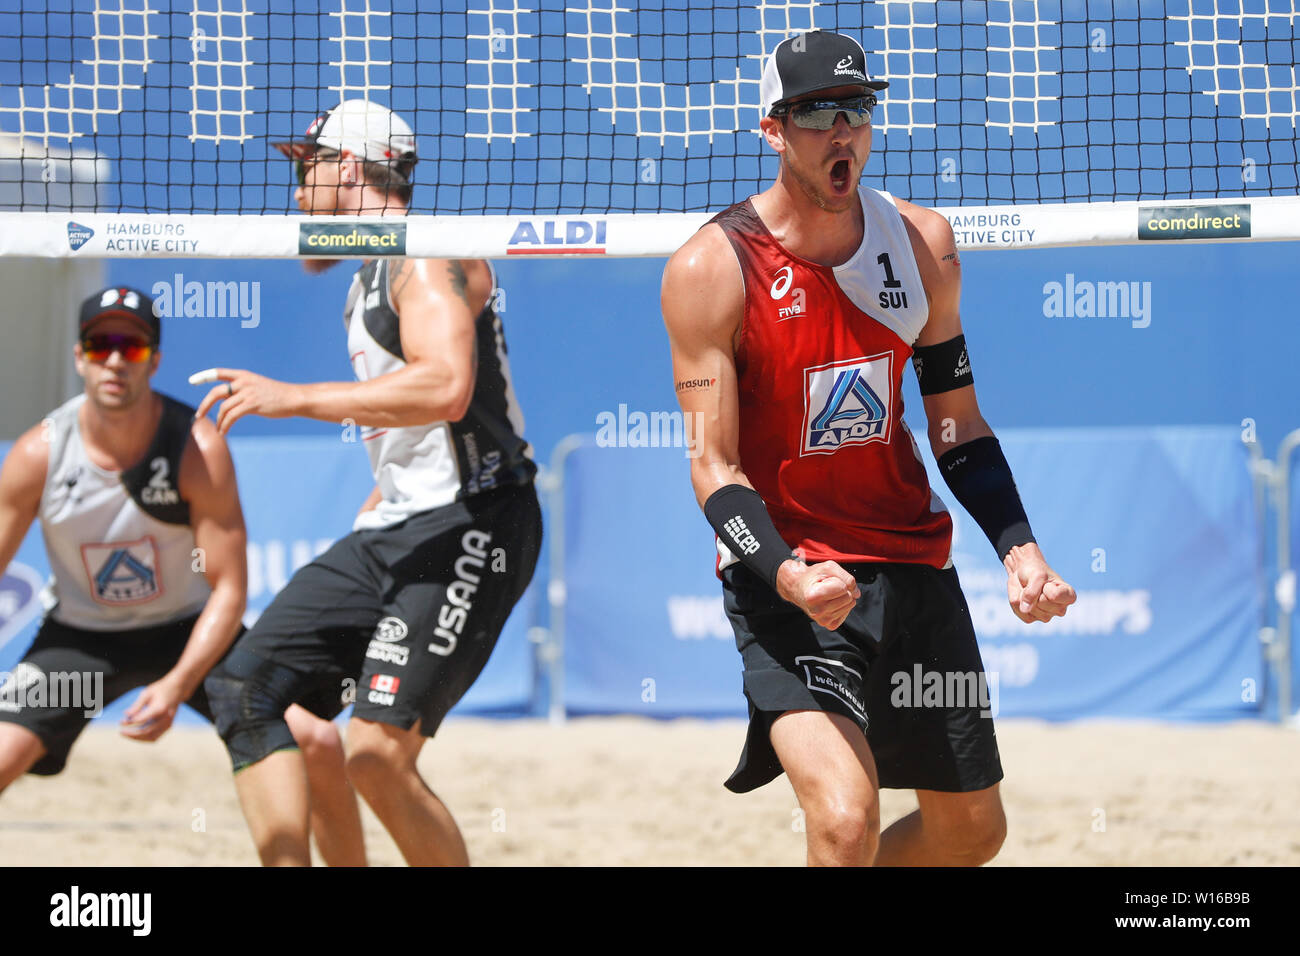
[{"x1": 273, "y1": 99, "x2": 416, "y2": 166}]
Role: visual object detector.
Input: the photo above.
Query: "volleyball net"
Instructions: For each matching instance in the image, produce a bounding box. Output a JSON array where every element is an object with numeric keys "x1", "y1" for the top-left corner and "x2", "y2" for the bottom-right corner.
[{"x1": 1, "y1": 0, "x2": 1297, "y2": 257}]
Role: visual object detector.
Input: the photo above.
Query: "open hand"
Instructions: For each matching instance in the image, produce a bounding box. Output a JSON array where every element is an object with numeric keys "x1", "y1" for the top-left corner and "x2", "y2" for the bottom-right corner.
[{"x1": 191, "y1": 368, "x2": 302, "y2": 435}]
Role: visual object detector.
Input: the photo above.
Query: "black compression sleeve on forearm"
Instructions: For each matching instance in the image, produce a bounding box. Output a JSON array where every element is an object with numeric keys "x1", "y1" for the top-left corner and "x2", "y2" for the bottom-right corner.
[
  {"x1": 937, "y1": 436, "x2": 1036, "y2": 559},
  {"x1": 703, "y1": 484, "x2": 796, "y2": 590}
]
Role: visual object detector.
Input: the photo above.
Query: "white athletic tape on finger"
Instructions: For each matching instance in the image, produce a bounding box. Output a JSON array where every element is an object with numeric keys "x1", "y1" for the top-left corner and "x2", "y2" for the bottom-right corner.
[{"x1": 188, "y1": 368, "x2": 221, "y2": 385}]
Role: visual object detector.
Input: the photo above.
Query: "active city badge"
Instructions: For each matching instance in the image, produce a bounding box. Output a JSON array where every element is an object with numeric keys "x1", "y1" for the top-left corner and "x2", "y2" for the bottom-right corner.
[{"x1": 66, "y1": 221, "x2": 94, "y2": 251}]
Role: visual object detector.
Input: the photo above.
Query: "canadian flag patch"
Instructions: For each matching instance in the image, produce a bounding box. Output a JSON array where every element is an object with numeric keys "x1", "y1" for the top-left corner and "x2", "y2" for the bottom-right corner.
[{"x1": 370, "y1": 674, "x2": 400, "y2": 694}]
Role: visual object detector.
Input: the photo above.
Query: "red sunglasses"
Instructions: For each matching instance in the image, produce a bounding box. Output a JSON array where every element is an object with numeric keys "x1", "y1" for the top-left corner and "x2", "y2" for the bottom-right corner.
[{"x1": 81, "y1": 333, "x2": 155, "y2": 363}]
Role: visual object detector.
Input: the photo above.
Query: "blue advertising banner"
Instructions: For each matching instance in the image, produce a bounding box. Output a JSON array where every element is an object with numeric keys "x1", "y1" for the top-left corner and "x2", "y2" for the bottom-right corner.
[
  {"x1": 0, "y1": 437, "x2": 540, "y2": 728},
  {"x1": 559, "y1": 436, "x2": 745, "y2": 717},
  {"x1": 560, "y1": 427, "x2": 1264, "y2": 721},
  {"x1": 924, "y1": 427, "x2": 1263, "y2": 721}
]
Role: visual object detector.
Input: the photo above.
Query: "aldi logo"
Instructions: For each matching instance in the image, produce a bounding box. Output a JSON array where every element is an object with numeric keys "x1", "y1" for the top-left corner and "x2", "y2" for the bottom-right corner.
[
  {"x1": 81, "y1": 537, "x2": 161, "y2": 605},
  {"x1": 507, "y1": 218, "x2": 607, "y2": 255},
  {"x1": 801, "y1": 353, "x2": 893, "y2": 455}
]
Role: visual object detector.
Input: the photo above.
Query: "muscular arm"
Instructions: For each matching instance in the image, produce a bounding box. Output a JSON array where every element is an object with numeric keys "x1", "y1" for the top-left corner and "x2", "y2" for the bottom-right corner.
[
  {"x1": 195, "y1": 258, "x2": 484, "y2": 432},
  {"x1": 898, "y1": 200, "x2": 994, "y2": 458},
  {"x1": 173, "y1": 419, "x2": 247, "y2": 694},
  {"x1": 661, "y1": 224, "x2": 749, "y2": 508},
  {"x1": 900, "y1": 200, "x2": 1075, "y2": 623},
  {"x1": 290, "y1": 258, "x2": 480, "y2": 427},
  {"x1": 662, "y1": 226, "x2": 858, "y2": 626},
  {"x1": 121, "y1": 419, "x2": 246, "y2": 740},
  {"x1": 0, "y1": 425, "x2": 49, "y2": 574}
]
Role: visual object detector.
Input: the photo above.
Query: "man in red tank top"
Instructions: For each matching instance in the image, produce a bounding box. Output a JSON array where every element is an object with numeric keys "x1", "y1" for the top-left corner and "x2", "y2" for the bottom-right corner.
[{"x1": 662, "y1": 30, "x2": 1076, "y2": 866}]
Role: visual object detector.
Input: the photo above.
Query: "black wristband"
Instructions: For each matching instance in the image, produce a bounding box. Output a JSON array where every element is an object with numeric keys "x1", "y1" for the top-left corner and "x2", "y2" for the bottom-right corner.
[
  {"x1": 937, "y1": 436, "x2": 1036, "y2": 559},
  {"x1": 912, "y1": 334, "x2": 974, "y2": 396},
  {"x1": 703, "y1": 484, "x2": 796, "y2": 590}
]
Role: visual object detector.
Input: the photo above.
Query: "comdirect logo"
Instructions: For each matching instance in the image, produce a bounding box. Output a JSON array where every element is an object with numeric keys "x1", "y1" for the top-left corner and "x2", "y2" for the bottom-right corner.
[
  {"x1": 507, "y1": 218, "x2": 607, "y2": 255},
  {"x1": 1138, "y1": 203, "x2": 1250, "y2": 240},
  {"x1": 298, "y1": 222, "x2": 407, "y2": 255}
]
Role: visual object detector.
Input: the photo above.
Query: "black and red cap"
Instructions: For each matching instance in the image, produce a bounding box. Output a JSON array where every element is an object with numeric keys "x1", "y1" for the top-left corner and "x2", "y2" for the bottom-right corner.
[{"x1": 79, "y1": 286, "x2": 160, "y2": 343}]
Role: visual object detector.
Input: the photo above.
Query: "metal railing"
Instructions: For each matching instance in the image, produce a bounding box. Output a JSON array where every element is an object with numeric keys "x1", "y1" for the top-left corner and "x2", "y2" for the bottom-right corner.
[{"x1": 1272, "y1": 428, "x2": 1300, "y2": 722}]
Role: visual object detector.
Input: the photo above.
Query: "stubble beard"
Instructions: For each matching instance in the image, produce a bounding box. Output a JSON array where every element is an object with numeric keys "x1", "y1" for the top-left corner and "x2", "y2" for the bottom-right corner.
[{"x1": 785, "y1": 153, "x2": 860, "y2": 214}]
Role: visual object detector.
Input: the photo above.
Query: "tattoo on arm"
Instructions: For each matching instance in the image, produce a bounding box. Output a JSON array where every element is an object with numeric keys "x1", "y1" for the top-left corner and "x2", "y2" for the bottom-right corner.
[
  {"x1": 942, "y1": 252, "x2": 960, "y2": 264},
  {"x1": 675, "y1": 377, "x2": 717, "y2": 393},
  {"x1": 448, "y1": 261, "x2": 470, "y2": 309}
]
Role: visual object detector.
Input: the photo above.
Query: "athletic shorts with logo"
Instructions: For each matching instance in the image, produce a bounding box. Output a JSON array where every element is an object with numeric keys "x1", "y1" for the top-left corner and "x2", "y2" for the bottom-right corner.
[
  {"x1": 0, "y1": 613, "x2": 217, "y2": 776},
  {"x1": 208, "y1": 484, "x2": 542, "y2": 755},
  {"x1": 722, "y1": 560, "x2": 1003, "y2": 794}
]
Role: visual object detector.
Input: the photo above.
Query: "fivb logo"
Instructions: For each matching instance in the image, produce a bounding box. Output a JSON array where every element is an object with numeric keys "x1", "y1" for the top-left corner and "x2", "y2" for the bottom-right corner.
[
  {"x1": 770, "y1": 266, "x2": 805, "y2": 320},
  {"x1": 801, "y1": 353, "x2": 893, "y2": 455}
]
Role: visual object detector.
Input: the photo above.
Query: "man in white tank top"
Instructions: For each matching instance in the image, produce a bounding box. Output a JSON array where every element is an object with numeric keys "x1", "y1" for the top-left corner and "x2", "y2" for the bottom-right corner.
[
  {"x1": 0, "y1": 287, "x2": 367, "y2": 866},
  {"x1": 192, "y1": 102, "x2": 541, "y2": 866}
]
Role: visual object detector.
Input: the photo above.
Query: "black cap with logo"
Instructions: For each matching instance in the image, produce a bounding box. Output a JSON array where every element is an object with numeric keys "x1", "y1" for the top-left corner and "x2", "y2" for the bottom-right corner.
[
  {"x1": 761, "y1": 31, "x2": 888, "y2": 115},
  {"x1": 79, "y1": 286, "x2": 160, "y2": 344}
]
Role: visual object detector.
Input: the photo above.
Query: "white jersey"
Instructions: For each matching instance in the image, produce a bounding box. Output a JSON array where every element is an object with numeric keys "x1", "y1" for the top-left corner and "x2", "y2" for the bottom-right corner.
[
  {"x1": 38, "y1": 394, "x2": 211, "y2": 630},
  {"x1": 343, "y1": 258, "x2": 535, "y2": 531}
]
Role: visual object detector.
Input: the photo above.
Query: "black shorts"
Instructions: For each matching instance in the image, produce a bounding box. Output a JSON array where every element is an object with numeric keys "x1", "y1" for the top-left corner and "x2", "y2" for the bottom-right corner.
[
  {"x1": 722, "y1": 561, "x2": 1003, "y2": 794},
  {"x1": 0, "y1": 613, "x2": 214, "y2": 776},
  {"x1": 215, "y1": 483, "x2": 542, "y2": 739}
]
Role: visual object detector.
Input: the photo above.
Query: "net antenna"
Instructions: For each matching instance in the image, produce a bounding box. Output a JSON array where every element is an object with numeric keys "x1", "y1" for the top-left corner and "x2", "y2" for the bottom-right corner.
[{"x1": 1, "y1": 0, "x2": 1297, "y2": 258}]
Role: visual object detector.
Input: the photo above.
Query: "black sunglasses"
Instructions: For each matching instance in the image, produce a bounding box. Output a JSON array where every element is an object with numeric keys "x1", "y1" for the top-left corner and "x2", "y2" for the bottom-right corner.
[
  {"x1": 772, "y1": 95, "x2": 878, "y2": 130},
  {"x1": 296, "y1": 149, "x2": 340, "y2": 185}
]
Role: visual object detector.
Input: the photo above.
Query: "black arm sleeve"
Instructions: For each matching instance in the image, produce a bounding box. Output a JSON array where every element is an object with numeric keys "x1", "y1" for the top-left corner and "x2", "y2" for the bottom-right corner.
[
  {"x1": 702, "y1": 484, "x2": 797, "y2": 590},
  {"x1": 937, "y1": 436, "x2": 1036, "y2": 559},
  {"x1": 912, "y1": 334, "x2": 973, "y2": 396}
]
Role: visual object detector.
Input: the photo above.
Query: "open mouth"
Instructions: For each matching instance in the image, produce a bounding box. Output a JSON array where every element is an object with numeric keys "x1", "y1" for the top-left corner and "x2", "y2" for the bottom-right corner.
[{"x1": 830, "y1": 159, "x2": 851, "y2": 192}]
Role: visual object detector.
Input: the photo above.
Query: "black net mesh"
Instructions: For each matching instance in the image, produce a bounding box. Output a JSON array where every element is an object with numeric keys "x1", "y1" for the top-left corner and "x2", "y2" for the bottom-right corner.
[{"x1": 0, "y1": 0, "x2": 1296, "y2": 214}]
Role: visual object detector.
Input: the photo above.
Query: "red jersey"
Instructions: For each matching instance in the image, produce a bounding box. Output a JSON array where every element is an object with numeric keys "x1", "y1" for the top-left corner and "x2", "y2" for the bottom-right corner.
[{"x1": 712, "y1": 186, "x2": 953, "y2": 569}]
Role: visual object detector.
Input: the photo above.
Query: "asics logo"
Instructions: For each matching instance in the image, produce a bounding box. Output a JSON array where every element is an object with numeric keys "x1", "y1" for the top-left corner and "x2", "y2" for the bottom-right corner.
[{"x1": 770, "y1": 266, "x2": 794, "y2": 299}]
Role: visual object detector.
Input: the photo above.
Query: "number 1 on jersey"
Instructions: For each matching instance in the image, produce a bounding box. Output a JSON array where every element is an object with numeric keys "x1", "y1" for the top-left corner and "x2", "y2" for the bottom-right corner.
[{"x1": 877, "y1": 252, "x2": 902, "y2": 288}]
